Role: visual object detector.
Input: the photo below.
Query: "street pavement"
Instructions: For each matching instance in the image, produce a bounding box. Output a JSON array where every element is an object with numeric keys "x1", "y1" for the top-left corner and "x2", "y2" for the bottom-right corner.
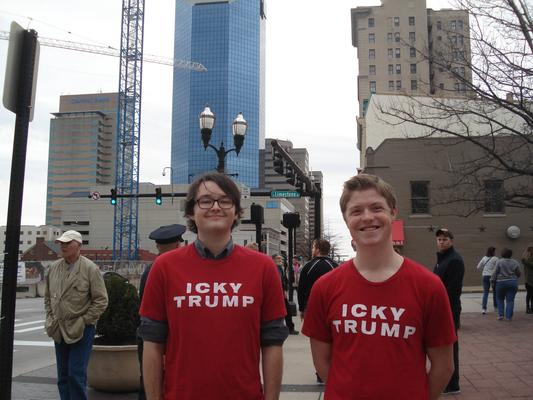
[{"x1": 9, "y1": 291, "x2": 533, "y2": 399}]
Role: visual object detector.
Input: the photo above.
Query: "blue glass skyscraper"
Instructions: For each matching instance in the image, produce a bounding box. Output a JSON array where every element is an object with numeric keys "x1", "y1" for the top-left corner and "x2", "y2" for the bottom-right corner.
[{"x1": 172, "y1": 0, "x2": 266, "y2": 188}]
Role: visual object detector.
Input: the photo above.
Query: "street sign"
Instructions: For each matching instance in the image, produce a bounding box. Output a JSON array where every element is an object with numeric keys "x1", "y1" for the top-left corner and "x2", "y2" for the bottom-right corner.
[
  {"x1": 91, "y1": 191, "x2": 101, "y2": 200},
  {"x1": 270, "y1": 190, "x2": 301, "y2": 199}
]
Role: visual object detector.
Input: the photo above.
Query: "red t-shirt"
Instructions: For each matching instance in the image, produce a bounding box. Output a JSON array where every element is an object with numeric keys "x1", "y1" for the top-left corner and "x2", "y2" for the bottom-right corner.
[
  {"x1": 140, "y1": 244, "x2": 287, "y2": 400},
  {"x1": 302, "y1": 257, "x2": 457, "y2": 400}
]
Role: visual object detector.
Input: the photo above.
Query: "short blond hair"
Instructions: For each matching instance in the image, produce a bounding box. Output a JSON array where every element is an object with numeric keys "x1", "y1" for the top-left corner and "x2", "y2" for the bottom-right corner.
[
  {"x1": 245, "y1": 242, "x2": 259, "y2": 251},
  {"x1": 340, "y1": 174, "x2": 397, "y2": 218}
]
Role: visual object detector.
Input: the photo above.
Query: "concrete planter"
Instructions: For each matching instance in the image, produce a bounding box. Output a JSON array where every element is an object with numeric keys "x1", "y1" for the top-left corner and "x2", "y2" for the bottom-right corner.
[{"x1": 87, "y1": 344, "x2": 139, "y2": 392}]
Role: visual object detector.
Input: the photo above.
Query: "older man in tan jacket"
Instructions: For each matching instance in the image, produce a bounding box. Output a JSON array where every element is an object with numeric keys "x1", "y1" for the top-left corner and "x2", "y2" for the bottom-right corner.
[{"x1": 45, "y1": 230, "x2": 108, "y2": 400}]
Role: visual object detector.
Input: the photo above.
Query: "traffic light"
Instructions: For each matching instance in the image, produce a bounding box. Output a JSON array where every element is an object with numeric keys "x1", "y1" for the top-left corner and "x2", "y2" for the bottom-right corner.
[
  {"x1": 273, "y1": 151, "x2": 284, "y2": 175},
  {"x1": 250, "y1": 203, "x2": 264, "y2": 224},
  {"x1": 155, "y1": 187, "x2": 162, "y2": 205},
  {"x1": 285, "y1": 164, "x2": 295, "y2": 185},
  {"x1": 110, "y1": 188, "x2": 117, "y2": 205}
]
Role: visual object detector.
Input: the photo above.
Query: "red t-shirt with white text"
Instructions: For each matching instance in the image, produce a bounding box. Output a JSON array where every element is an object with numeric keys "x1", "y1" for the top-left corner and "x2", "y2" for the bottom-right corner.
[
  {"x1": 140, "y1": 244, "x2": 287, "y2": 400},
  {"x1": 302, "y1": 257, "x2": 456, "y2": 400}
]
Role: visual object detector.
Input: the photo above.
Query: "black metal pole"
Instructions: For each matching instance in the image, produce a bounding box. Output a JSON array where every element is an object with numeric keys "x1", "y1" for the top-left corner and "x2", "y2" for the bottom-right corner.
[
  {"x1": 314, "y1": 185, "x2": 322, "y2": 240},
  {"x1": 0, "y1": 29, "x2": 38, "y2": 400},
  {"x1": 255, "y1": 222, "x2": 262, "y2": 252},
  {"x1": 288, "y1": 227, "x2": 293, "y2": 274}
]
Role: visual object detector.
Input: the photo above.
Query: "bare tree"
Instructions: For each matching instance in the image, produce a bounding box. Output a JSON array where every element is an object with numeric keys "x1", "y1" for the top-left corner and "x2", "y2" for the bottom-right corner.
[{"x1": 373, "y1": 0, "x2": 533, "y2": 214}]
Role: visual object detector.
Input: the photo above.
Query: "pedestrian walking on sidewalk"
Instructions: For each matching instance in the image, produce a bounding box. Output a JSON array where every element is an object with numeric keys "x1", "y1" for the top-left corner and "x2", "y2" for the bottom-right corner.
[
  {"x1": 434, "y1": 227, "x2": 465, "y2": 395},
  {"x1": 44, "y1": 230, "x2": 109, "y2": 400},
  {"x1": 303, "y1": 174, "x2": 456, "y2": 399},
  {"x1": 138, "y1": 173, "x2": 288, "y2": 400},
  {"x1": 521, "y1": 246, "x2": 533, "y2": 314},
  {"x1": 273, "y1": 254, "x2": 299, "y2": 335},
  {"x1": 476, "y1": 246, "x2": 498, "y2": 314},
  {"x1": 493, "y1": 248, "x2": 521, "y2": 321}
]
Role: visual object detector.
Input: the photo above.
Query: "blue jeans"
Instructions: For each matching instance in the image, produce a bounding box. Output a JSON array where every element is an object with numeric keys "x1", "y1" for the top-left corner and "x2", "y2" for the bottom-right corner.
[
  {"x1": 54, "y1": 324, "x2": 95, "y2": 400},
  {"x1": 496, "y1": 280, "x2": 518, "y2": 320},
  {"x1": 482, "y1": 275, "x2": 497, "y2": 310}
]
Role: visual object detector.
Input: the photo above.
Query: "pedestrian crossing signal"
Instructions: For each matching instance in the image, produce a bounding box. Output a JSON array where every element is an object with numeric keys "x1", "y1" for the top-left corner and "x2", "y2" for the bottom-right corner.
[{"x1": 155, "y1": 187, "x2": 162, "y2": 205}]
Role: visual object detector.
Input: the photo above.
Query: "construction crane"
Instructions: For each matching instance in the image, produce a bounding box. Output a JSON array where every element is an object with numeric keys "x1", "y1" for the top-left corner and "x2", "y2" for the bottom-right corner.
[
  {"x1": 1, "y1": 7, "x2": 205, "y2": 260},
  {"x1": 0, "y1": 31, "x2": 207, "y2": 71}
]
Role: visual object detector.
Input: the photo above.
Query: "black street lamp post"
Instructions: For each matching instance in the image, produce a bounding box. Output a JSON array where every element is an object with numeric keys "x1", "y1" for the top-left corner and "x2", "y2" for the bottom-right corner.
[{"x1": 199, "y1": 105, "x2": 247, "y2": 174}]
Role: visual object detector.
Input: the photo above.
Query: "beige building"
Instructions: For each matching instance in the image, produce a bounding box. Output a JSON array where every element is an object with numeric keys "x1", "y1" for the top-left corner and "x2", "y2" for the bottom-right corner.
[
  {"x1": 46, "y1": 93, "x2": 118, "y2": 226},
  {"x1": 351, "y1": 0, "x2": 471, "y2": 116},
  {"x1": 0, "y1": 225, "x2": 62, "y2": 262}
]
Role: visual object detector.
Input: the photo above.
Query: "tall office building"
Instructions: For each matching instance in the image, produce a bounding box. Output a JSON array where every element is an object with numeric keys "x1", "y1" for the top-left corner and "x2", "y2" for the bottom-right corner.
[
  {"x1": 45, "y1": 93, "x2": 118, "y2": 226},
  {"x1": 171, "y1": 0, "x2": 266, "y2": 187},
  {"x1": 351, "y1": 0, "x2": 471, "y2": 117}
]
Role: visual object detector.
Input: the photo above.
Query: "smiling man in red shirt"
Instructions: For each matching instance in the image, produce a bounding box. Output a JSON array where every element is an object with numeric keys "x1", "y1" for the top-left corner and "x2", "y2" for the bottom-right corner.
[
  {"x1": 139, "y1": 173, "x2": 288, "y2": 400},
  {"x1": 302, "y1": 174, "x2": 456, "y2": 399}
]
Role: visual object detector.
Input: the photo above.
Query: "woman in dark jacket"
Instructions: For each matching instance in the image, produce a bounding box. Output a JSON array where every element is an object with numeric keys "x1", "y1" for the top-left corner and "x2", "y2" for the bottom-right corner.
[{"x1": 521, "y1": 246, "x2": 533, "y2": 314}]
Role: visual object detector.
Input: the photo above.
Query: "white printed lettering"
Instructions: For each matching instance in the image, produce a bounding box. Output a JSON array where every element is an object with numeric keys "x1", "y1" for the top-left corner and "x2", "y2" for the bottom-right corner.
[
  {"x1": 361, "y1": 320, "x2": 376, "y2": 335},
  {"x1": 229, "y1": 283, "x2": 242, "y2": 293},
  {"x1": 391, "y1": 307, "x2": 405, "y2": 322},
  {"x1": 381, "y1": 323, "x2": 400, "y2": 338},
  {"x1": 351, "y1": 304, "x2": 367, "y2": 318},
  {"x1": 213, "y1": 282, "x2": 227, "y2": 294},
  {"x1": 174, "y1": 296, "x2": 186, "y2": 307},
  {"x1": 345, "y1": 320, "x2": 357, "y2": 333},
  {"x1": 403, "y1": 326, "x2": 416, "y2": 339},
  {"x1": 196, "y1": 283, "x2": 210, "y2": 294},
  {"x1": 222, "y1": 296, "x2": 239, "y2": 307},
  {"x1": 342, "y1": 304, "x2": 348, "y2": 317},
  {"x1": 243, "y1": 296, "x2": 254, "y2": 307},
  {"x1": 189, "y1": 296, "x2": 201, "y2": 307},
  {"x1": 205, "y1": 296, "x2": 218, "y2": 308},
  {"x1": 332, "y1": 320, "x2": 341, "y2": 333},
  {"x1": 371, "y1": 305, "x2": 387, "y2": 320},
  {"x1": 186, "y1": 283, "x2": 192, "y2": 294}
]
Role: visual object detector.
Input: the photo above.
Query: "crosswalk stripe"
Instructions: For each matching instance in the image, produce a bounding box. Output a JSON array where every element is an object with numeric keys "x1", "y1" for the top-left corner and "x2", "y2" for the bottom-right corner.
[
  {"x1": 15, "y1": 326, "x2": 45, "y2": 333},
  {"x1": 14, "y1": 319, "x2": 45, "y2": 328},
  {"x1": 13, "y1": 340, "x2": 54, "y2": 347}
]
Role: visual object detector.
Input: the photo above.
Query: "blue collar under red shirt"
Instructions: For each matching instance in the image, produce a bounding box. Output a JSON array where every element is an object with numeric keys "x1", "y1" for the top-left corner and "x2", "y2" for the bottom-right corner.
[{"x1": 194, "y1": 238, "x2": 234, "y2": 260}]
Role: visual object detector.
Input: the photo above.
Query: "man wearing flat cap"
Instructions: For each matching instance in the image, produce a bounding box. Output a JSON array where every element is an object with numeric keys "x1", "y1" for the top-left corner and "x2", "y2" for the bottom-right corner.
[
  {"x1": 137, "y1": 224, "x2": 186, "y2": 400},
  {"x1": 433, "y1": 228, "x2": 464, "y2": 395},
  {"x1": 44, "y1": 230, "x2": 108, "y2": 400}
]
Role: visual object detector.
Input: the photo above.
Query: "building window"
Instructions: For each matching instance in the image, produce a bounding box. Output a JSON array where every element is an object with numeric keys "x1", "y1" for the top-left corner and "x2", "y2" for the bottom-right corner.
[
  {"x1": 411, "y1": 79, "x2": 418, "y2": 90},
  {"x1": 27, "y1": 240, "x2": 32, "y2": 244},
  {"x1": 368, "y1": 33, "x2": 375, "y2": 43},
  {"x1": 437, "y1": 20, "x2": 442, "y2": 30},
  {"x1": 369, "y1": 49, "x2": 376, "y2": 59},
  {"x1": 457, "y1": 20, "x2": 464, "y2": 30},
  {"x1": 387, "y1": 32, "x2": 393, "y2": 43},
  {"x1": 388, "y1": 80, "x2": 395, "y2": 90},
  {"x1": 388, "y1": 48, "x2": 393, "y2": 58},
  {"x1": 439, "y1": 83, "x2": 445, "y2": 89},
  {"x1": 454, "y1": 82, "x2": 466, "y2": 92},
  {"x1": 394, "y1": 16, "x2": 400, "y2": 27},
  {"x1": 395, "y1": 48, "x2": 401, "y2": 58},
  {"x1": 363, "y1": 99, "x2": 369, "y2": 114},
  {"x1": 388, "y1": 64, "x2": 394, "y2": 75},
  {"x1": 369, "y1": 65, "x2": 376, "y2": 75},
  {"x1": 36, "y1": 231, "x2": 40, "y2": 235},
  {"x1": 409, "y1": 16, "x2": 415, "y2": 26},
  {"x1": 484, "y1": 180, "x2": 504, "y2": 213},
  {"x1": 396, "y1": 64, "x2": 401, "y2": 74},
  {"x1": 370, "y1": 81, "x2": 377, "y2": 93},
  {"x1": 411, "y1": 181, "x2": 430, "y2": 214},
  {"x1": 394, "y1": 32, "x2": 400, "y2": 42},
  {"x1": 396, "y1": 80, "x2": 402, "y2": 90},
  {"x1": 409, "y1": 32, "x2": 416, "y2": 42},
  {"x1": 28, "y1": 231, "x2": 32, "y2": 235},
  {"x1": 410, "y1": 47, "x2": 416, "y2": 58},
  {"x1": 437, "y1": 35, "x2": 442, "y2": 41},
  {"x1": 450, "y1": 20, "x2": 457, "y2": 30},
  {"x1": 368, "y1": 17, "x2": 375, "y2": 28},
  {"x1": 458, "y1": 35, "x2": 464, "y2": 45},
  {"x1": 410, "y1": 63, "x2": 417, "y2": 74}
]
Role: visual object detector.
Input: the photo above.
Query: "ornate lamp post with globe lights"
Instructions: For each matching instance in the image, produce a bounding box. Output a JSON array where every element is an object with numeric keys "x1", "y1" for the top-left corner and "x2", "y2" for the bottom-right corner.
[{"x1": 199, "y1": 105, "x2": 248, "y2": 174}]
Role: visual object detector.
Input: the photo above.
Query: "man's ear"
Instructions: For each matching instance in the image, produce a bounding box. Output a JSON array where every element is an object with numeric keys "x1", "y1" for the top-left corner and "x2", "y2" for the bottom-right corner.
[{"x1": 391, "y1": 207, "x2": 398, "y2": 219}]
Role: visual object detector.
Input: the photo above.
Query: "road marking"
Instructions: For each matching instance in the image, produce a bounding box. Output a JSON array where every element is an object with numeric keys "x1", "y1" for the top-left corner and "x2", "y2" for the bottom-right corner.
[
  {"x1": 14, "y1": 340, "x2": 54, "y2": 347},
  {"x1": 15, "y1": 319, "x2": 45, "y2": 328},
  {"x1": 15, "y1": 326, "x2": 45, "y2": 333}
]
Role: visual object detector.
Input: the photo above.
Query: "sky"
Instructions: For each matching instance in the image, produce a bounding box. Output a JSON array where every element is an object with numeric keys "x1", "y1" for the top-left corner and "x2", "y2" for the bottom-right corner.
[{"x1": 0, "y1": 0, "x2": 451, "y2": 259}]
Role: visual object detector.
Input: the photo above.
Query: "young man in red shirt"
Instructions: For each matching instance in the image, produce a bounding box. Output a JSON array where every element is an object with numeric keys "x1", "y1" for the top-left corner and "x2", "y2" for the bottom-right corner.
[
  {"x1": 139, "y1": 173, "x2": 288, "y2": 399},
  {"x1": 302, "y1": 174, "x2": 456, "y2": 399}
]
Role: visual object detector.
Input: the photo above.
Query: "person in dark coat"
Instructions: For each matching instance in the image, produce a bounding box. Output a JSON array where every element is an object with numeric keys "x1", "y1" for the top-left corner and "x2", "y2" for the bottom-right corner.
[
  {"x1": 433, "y1": 228, "x2": 464, "y2": 395},
  {"x1": 137, "y1": 224, "x2": 186, "y2": 400}
]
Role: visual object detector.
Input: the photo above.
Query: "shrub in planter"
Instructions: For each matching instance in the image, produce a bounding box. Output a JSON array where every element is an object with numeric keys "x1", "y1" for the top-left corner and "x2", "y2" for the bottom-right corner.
[{"x1": 95, "y1": 272, "x2": 140, "y2": 345}]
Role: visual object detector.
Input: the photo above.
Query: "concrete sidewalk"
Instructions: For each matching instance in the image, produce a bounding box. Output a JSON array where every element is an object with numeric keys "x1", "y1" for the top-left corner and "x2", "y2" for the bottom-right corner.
[{"x1": 11, "y1": 293, "x2": 533, "y2": 399}]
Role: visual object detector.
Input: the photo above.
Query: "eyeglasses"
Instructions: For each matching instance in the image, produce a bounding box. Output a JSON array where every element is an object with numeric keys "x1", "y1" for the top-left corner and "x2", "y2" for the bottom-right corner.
[{"x1": 196, "y1": 196, "x2": 234, "y2": 210}]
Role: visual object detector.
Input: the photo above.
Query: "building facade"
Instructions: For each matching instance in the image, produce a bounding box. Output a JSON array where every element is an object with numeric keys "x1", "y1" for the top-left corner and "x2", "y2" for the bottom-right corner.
[
  {"x1": 351, "y1": 0, "x2": 471, "y2": 118},
  {"x1": 0, "y1": 225, "x2": 62, "y2": 262},
  {"x1": 45, "y1": 93, "x2": 118, "y2": 226},
  {"x1": 171, "y1": 0, "x2": 266, "y2": 187}
]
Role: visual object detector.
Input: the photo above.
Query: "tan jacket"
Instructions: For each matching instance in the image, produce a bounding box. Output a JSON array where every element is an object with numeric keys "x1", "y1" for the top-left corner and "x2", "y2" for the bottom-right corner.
[{"x1": 44, "y1": 255, "x2": 108, "y2": 344}]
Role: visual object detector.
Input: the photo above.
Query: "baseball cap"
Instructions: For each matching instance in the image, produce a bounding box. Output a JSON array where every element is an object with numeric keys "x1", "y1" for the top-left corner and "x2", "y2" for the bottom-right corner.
[
  {"x1": 56, "y1": 230, "x2": 83, "y2": 244},
  {"x1": 435, "y1": 228, "x2": 454, "y2": 239}
]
